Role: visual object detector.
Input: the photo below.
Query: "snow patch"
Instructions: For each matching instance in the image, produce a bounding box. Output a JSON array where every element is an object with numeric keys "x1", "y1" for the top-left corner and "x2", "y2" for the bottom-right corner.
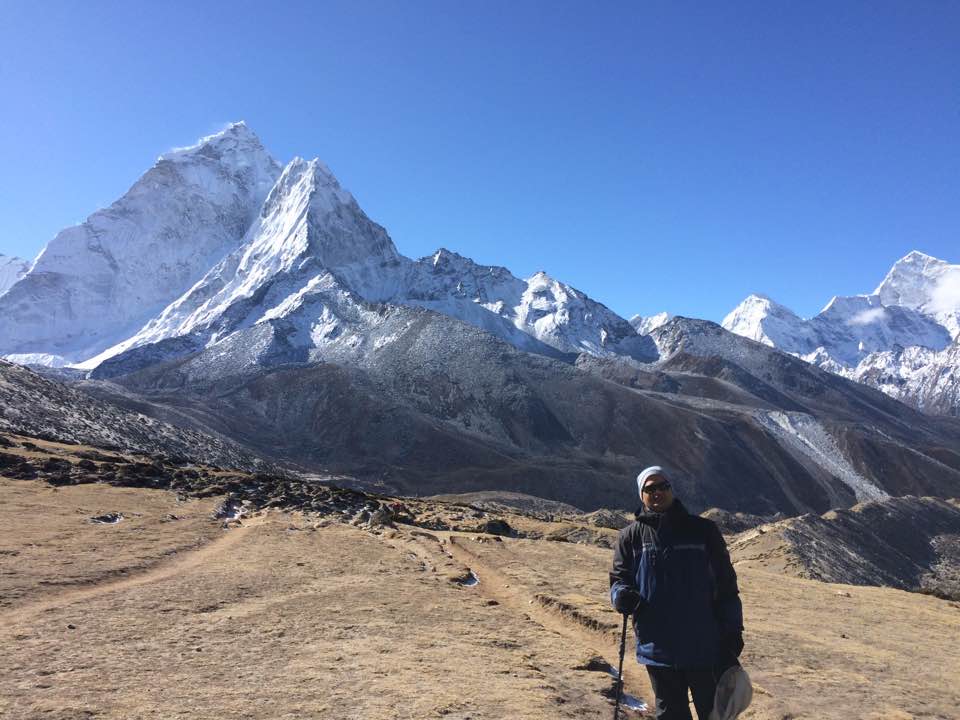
[
  {"x1": 755, "y1": 411, "x2": 889, "y2": 503},
  {"x1": 4, "y1": 353, "x2": 69, "y2": 368}
]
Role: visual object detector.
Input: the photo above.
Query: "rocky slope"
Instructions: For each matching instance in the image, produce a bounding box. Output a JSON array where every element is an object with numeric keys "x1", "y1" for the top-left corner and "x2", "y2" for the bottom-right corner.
[
  {"x1": 730, "y1": 495, "x2": 960, "y2": 599},
  {"x1": 73, "y1": 306, "x2": 960, "y2": 515},
  {"x1": 0, "y1": 359, "x2": 262, "y2": 471}
]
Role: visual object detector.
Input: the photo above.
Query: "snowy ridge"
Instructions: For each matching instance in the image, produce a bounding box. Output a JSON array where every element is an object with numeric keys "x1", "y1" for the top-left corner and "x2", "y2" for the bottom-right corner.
[
  {"x1": 722, "y1": 288, "x2": 950, "y2": 367},
  {"x1": 875, "y1": 251, "x2": 960, "y2": 339},
  {"x1": 844, "y1": 339, "x2": 960, "y2": 416},
  {"x1": 0, "y1": 254, "x2": 28, "y2": 297},
  {"x1": 0, "y1": 122, "x2": 282, "y2": 365},
  {"x1": 66, "y1": 126, "x2": 649, "y2": 370},
  {"x1": 79, "y1": 156, "x2": 400, "y2": 368},
  {"x1": 722, "y1": 251, "x2": 960, "y2": 415},
  {"x1": 721, "y1": 295, "x2": 816, "y2": 351},
  {"x1": 630, "y1": 311, "x2": 673, "y2": 335},
  {"x1": 403, "y1": 250, "x2": 647, "y2": 358}
]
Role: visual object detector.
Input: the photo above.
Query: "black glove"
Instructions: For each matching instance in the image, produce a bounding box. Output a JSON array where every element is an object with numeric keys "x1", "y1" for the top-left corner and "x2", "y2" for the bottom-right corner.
[
  {"x1": 725, "y1": 631, "x2": 744, "y2": 658},
  {"x1": 614, "y1": 587, "x2": 645, "y2": 615}
]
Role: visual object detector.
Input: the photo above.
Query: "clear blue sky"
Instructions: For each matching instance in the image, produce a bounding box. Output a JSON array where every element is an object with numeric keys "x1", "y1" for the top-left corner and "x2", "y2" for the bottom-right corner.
[{"x1": 1, "y1": 1, "x2": 957, "y2": 322}]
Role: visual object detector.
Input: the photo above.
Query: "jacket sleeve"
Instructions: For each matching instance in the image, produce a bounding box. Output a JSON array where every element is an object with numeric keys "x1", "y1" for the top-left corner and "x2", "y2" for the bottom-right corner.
[
  {"x1": 705, "y1": 522, "x2": 743, "y2": 633},
  {"x1": 609, "y1": 525, "x2": 638, "y2": 610}
]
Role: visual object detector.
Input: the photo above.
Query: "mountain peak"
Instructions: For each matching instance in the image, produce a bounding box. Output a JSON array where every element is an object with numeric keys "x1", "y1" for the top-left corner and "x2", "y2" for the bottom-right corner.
[
  {"x1": 874, "y1": 251, "x2": 950, "y2": 297},
  {"x1": 158, "y1": 121, "x2": 273, "y2": 165}
]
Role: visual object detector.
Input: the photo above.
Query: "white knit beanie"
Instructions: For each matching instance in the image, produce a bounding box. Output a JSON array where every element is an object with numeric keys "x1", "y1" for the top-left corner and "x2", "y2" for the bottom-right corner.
[{"x1": 636, "y1": 466, "x2": 667, "y2": 497}]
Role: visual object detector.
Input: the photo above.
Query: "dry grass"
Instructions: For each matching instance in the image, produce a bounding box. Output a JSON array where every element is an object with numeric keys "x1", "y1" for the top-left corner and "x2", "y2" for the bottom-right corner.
[{"x1": 1, "y1": 476, "x2": 958, "y2": 719}]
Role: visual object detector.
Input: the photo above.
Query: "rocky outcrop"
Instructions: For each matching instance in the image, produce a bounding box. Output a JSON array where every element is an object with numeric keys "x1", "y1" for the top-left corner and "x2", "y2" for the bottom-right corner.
[{"x1": 730, "y1": 495, "x2": 960, "y2": 599}]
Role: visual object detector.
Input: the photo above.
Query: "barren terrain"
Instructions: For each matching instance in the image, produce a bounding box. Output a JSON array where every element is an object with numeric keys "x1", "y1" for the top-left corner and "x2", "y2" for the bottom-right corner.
[{"x1": 2, "y1": 449, "x2": 959, "y2": 719}]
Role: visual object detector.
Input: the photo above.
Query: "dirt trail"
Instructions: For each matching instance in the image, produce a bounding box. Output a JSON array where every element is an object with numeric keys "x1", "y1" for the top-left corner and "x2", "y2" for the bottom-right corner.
[
  {"x1": 447, "y1": 534, "x2": 653, "y2": 702},
  {"x1": 388, "y1": 527, "x2": 653, "y2": 710},
  {"x1": 0, "y1": 518, "x2": 259, "y2": 632}
]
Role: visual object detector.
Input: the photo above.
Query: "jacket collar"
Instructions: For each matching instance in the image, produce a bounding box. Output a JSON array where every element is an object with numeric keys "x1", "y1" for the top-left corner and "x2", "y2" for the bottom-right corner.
[{"x1": 634, "y1": 498, "x2": 689, "y2": 524}]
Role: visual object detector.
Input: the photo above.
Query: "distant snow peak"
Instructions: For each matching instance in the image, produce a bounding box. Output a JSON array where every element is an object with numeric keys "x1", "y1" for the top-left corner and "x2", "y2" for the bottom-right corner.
[
  {"x1": 630, "y1": 312, "x2": 672, "y2": 335},
  {"x1": 721, "y1": 251, "x2": 960, "y2": 415},
  {"x1": 875, "y1": 250, "x2": 960, "y2": 339},
  {"x1": 721, "y1": 293, "x2": 810, "y2": 350},
  {"x1": 0, "y1": 123, "x2": 283, "y2": 364}
]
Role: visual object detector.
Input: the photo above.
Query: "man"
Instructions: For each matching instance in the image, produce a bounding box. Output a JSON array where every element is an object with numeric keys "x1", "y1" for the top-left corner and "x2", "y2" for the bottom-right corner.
[{"x1": 610, "y1": 466, "x2": 744, "y2": 720}]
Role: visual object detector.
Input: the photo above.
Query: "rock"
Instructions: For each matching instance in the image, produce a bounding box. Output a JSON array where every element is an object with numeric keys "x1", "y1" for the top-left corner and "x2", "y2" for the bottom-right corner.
[
  {"x1": 478, "y1": 519, "x2": 514, "y2": 537},
  {"x1": 212, "y1": 497, "x2": 244, "y2": 520},
  {"x1": 366, "y1": 507, "x2": 393, "y2": 528},
  {"x1": 582, "y1": 509, "x2": 630, "y2": 530},
  {"x1": 89, "y1": 512, "x2": 123, "y2": 524},
  {"x1": 41, "y1": 457, "x2": 73, "y2": 475},
  {"x1": 76, "y1": 450, "x2": 125, "y2": 463},
  {"x1": 572, "y1": 655, "x2": 613, "y2": 672}
]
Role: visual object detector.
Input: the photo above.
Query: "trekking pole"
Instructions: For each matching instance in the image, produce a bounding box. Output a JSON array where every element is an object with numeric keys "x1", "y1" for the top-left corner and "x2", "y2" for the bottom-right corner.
[{"x1": 613, "y1": 612, "x2": 629, "y2": 720}]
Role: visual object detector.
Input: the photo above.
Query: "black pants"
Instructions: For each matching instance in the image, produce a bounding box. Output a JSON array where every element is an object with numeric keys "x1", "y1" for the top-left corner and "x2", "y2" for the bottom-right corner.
[{"x1": 645, "y1": 666, "x2": 717, "y2": 720}]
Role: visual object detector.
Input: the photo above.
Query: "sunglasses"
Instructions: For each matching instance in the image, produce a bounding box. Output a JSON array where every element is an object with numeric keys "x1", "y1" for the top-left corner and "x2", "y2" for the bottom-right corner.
[{"x1": 642, "y1": 482, "x2": 671, "y2": 494}]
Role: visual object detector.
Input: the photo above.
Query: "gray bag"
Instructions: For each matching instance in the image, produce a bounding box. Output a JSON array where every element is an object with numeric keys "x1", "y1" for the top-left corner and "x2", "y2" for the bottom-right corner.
[{"x1": 708, "y1": 665, "x2": 753, "y2": 720}]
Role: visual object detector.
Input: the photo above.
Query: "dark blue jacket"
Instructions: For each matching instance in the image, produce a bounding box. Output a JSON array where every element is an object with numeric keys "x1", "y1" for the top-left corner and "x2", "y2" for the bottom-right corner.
[{"x1": 609, "y1": 500, "x2": 743, "y2": 668}]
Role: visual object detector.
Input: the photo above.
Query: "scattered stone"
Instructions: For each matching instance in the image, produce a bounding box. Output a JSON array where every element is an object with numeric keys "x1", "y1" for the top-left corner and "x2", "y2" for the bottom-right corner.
[
  {"x1": 366, "y1": 507, "x2": 393, "y2": 528},
  {"x1": 89, "y1": 512, "x2": 123, "y2": 524},
  {"x1": 41, "y1": 457, "x2": 73, "y2": 475},
  {"x1": 76, "y1": 450, "x2": 125, "y2": 463},
  {"x1": 478, "y1": 519, "x2": 514, "y2": 537},
  {"x1": 572, "y1": 655, "x2": 613, "y2": 672},
  {"x1": 582, "y1": 509, "x2": 630, "y2": 530},
  {"x1": 212, "y1": 497, "x2": 244, "y2": 520}
]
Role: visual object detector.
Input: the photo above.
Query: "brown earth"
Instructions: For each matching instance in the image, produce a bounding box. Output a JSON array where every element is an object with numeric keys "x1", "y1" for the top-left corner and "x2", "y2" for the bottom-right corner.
[{"x1": 1, "y1": 475, "x2": 959, "y2": 719}]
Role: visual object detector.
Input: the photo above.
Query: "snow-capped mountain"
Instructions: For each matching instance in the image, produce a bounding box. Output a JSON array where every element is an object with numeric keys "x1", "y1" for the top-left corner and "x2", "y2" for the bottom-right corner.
[
  {"x1": 630, "y1": 311, "x2": 673, "y2": 335},
  {"x1": 875, "y1": 251, "x2": 960, "y2": 339},
  {"x1": 402, "y1": 249, "x2": 649, "y2": 359},
  {"x1": 848, "y1": 338, "x2": 960, "y2": 416},
  {"x1": 30, "y1": 124, "x2": 650, "y2": 372},
  {"x1": 723, "y1": 252, "x2": 960, "y2": 415},
  {"x1": 79, "y1": 156, "x2": 402, "y2": 368},
  {"x1": 0, "y1": 254, "x2": 28, "y2": 297},
  {"x1": 0, "y1": 122, "x2": 281, "y2": 365}
]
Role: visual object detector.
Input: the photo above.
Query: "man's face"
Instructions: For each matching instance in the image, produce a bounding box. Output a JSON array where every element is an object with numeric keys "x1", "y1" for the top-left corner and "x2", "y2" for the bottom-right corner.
[{"x1": 641, "y1": 475, "x2": 674, "y2": 512}]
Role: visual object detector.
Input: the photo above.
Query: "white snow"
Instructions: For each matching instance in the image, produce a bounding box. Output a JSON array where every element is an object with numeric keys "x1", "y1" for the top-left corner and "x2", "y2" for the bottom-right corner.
[
  {"x1": 0, "y1": 254, "x2": 28, "y2": 298},
  {"x1": 0, "y1": 122, "x2": 282, "y2": 363},
  {"x1": 3, "y1": 353, "x2": 69, "y2": 368},
  {"x1": 630, "y1": 311, "x2": 672, "y2": 335},
  {"x1": 722, "y1": 251, "x2": 960, "y2": 412},
  {"x1": 755, "y1": 411, "x2": 889, "y2": 503}
]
